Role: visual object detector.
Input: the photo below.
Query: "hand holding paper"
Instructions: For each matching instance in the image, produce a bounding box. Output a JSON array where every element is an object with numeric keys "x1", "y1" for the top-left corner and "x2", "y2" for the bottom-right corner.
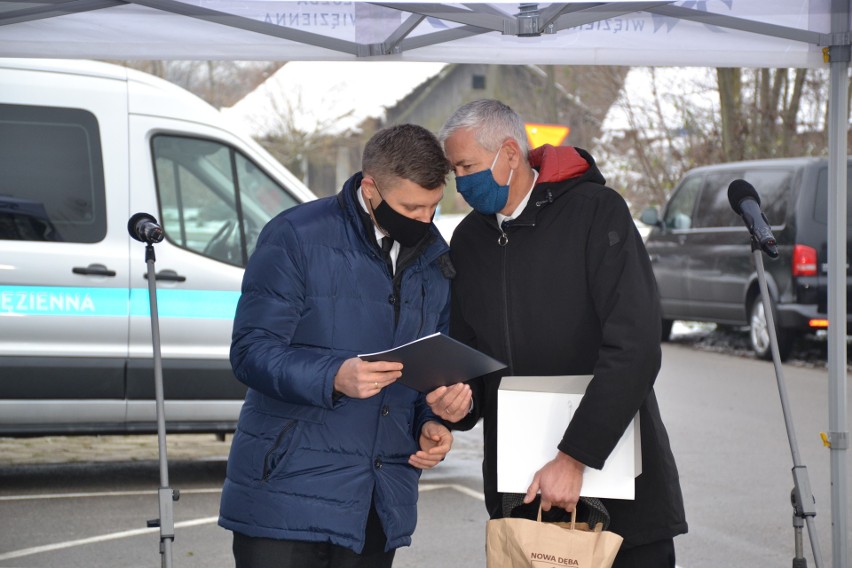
[
  {"x1": 333, "y1": 357, "x2": 401, "y2": 398},
  {"x1": 426, "y1": 383, "x2": 473, "y2": 422},
  {"x1": 358, "y1": 333, "x2": 506, "y2": 393},
  {"x1": 498, "y1": 376, "x2": 641, "y2": 500}
]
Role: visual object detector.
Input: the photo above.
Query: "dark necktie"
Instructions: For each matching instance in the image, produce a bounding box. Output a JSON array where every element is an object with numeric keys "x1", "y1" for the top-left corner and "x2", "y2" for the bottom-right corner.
[{"x1": 381, "y1": 236, "x2": 394, "y2": 275}]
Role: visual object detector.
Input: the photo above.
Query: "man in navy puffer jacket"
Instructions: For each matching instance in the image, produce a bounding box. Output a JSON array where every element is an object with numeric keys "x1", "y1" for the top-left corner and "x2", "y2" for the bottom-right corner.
[{"x1": 219, "y1": 125, "x2": 456, "y2": 568}]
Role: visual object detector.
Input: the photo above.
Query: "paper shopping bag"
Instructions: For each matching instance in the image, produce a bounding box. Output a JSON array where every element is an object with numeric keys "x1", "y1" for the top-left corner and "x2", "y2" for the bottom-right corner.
[{"x1": 485, "y1": 507, "x2": 623, "y2": 568}]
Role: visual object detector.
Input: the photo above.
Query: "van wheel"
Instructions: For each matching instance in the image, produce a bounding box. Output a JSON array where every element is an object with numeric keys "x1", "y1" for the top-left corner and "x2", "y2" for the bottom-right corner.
[
  {"x1": 749, "y1": 295, "x2": 795, "y2": 361},
  {"x1": 661, "y1": 318, "x2": 674, "y2": 342}
]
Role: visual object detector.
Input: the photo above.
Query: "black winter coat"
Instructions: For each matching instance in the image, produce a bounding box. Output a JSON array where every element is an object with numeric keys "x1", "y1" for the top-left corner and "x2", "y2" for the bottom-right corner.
[{"x1": 449, "y1": 147, "x2": 687, "y2": 548}]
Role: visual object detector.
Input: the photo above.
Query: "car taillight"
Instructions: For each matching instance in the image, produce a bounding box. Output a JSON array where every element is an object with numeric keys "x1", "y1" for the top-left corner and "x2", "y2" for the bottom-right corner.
[{"x1": 792, "y1": 244, "x2": 818, "y2": 276}]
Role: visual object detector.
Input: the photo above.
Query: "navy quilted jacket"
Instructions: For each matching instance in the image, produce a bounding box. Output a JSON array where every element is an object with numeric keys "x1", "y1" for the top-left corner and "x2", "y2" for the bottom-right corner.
[{"x1": 218, "y1": 173, "x2": 451, "y2": 553}]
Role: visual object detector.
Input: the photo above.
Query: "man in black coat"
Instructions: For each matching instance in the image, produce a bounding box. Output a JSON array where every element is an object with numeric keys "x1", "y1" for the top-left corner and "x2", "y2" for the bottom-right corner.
[{"x1": 427, "y1": 99, "x2": 687, "y2": 567}]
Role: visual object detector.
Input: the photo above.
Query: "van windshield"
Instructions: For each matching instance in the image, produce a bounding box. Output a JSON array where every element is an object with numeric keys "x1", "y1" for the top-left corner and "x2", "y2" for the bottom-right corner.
[{"x1": 153, "y1": 135, "x2": 299, "y2": 266}]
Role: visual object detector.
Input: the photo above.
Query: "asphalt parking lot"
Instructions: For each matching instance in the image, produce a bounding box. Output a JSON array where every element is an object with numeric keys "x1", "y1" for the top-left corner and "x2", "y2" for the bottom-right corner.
[
  {"x1": 2, "y1": 337, "x2": 850, "y2": 567},
  {"x1": 0, "y1": 428, "x2": 489, "y2": 568}
]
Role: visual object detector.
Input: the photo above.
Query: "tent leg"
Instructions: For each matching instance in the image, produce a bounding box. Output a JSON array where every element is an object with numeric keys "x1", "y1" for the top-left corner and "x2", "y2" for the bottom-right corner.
[{"x1": 826, "y1": 2, "x2": 850, "y2": 567}]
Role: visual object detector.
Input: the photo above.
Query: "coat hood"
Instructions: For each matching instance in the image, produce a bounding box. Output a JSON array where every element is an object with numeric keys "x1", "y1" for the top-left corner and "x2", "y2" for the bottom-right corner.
[
  {"x1": 528, "y1": 145, "x2": 605, "y2": 187},
  {"x1": 453, "y1": 146, "x2": 607, "y2": 234}
]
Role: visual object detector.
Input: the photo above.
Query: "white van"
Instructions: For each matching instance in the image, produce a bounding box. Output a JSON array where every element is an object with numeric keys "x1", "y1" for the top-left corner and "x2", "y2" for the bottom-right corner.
[{"x1": 0, "y1": 59, "x2": 316, "y2": 435}]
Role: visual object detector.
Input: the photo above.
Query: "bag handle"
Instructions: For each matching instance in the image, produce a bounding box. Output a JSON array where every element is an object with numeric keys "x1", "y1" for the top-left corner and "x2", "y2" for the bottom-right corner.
[{"x1": 536, "y1": 505, "x2": 578, "y2": 530}]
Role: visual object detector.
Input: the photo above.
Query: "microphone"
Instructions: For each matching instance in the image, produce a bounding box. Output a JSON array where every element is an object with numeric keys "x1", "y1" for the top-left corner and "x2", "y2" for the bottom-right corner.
[
  {"x1": 128, "y1": 212, "x2": 165, "y2": 244},
  {"x1": 727, "y1": 179, "x2": 778, "y2": 258}
]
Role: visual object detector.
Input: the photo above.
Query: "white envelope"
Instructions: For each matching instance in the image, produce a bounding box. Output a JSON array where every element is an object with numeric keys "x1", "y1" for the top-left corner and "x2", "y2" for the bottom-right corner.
[{"x1": 497, "y1": 375, "x2": 641, "y2": 500}]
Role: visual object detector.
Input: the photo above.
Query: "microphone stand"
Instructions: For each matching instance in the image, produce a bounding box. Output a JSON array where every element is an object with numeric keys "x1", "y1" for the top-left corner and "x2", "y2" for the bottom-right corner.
[
  {"x1": 138, "y1": 240, "x2": 178, "y2": 568},
  {"x1": 751, "y1": 238, "x2": 824, "y2": 568}
]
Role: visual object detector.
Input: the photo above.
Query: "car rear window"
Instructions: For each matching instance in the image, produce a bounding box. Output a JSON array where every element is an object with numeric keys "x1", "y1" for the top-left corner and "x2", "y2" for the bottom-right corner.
[{"x1": 0, "y1": 104, "x2": 106, "y2": 243}]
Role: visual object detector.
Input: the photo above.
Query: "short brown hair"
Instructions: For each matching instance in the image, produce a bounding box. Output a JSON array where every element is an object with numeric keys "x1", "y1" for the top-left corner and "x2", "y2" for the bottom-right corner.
[{"x1": 362, "y1": 124, "x2": 451, "y2": 190}]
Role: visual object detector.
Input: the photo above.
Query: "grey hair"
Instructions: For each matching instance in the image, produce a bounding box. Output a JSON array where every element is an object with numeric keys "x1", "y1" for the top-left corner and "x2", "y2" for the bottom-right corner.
[{"x1": 438, "y1": 99, "x2": 529, "y2": 156}]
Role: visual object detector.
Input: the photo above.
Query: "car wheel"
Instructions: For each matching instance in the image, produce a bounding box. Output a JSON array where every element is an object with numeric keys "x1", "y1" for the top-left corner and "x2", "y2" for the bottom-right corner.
[
  {"x1": 749, "y1": 294, "x2": 795, "y2": 361},
  {"x1": 661, "y1": 318, "x2": 674, "y2": 342}
]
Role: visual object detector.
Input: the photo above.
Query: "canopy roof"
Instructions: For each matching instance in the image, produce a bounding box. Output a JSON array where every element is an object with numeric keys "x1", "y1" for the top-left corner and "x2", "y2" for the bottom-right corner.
[{"x1": 0, "y1": 1, "x2": 843, "y2": 67}]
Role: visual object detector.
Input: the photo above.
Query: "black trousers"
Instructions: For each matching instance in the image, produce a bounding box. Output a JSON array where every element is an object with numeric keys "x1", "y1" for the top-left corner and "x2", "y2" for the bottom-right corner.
[
  {"x1": 232, "y1": 503, "x2": 395, "y2": 568},
  {"x1": 611, "y1": 538, "x2": 676, "y2": 568}
]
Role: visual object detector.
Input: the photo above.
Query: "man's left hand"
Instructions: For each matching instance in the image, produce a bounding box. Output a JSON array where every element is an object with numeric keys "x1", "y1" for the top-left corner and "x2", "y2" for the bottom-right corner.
[{"x1": 409, "y1": 420, "x2": 453, "y2": 469}]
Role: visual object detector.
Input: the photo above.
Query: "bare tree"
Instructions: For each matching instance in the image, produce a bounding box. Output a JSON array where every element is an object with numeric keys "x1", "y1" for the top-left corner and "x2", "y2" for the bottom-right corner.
[
  {"x1": 596, "y1": 66, "x2": 842, "y2": 215},
  {"x1": 718, "y1": 67, "x2": 824, "y2": 161},
  {"x1": 234, "y1": 83, "x2": 372, "y2": 196},
  {"x1": 717, "y1": 68, "x2": 745, "y2": 161},
  {"x1": 594, "y1": 67, "x2": 720, "y2": 212}
]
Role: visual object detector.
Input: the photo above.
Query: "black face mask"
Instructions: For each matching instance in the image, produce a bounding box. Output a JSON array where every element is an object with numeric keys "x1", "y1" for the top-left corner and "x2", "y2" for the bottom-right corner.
[{"x1": 369, "y1": 182, "x2": 433, "y2": 247}]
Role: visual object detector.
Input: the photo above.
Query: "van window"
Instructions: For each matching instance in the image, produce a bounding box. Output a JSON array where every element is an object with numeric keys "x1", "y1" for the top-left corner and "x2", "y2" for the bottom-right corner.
[
  {"x1": 152, "y1": 135, "x2": 298, "y2": 267},
  {"x1": 663, "y1": 175, "x2": 702, "y2": 230},
  {"x1": 813, "y1": 165, "x2": 852, "y2": 225},
  {"x1": 692, "y1": 168, "x2": 791, "y2": 228},
  {"x1": 0, "y1": 104, "x2": 106, "y2": 243},
  {"x1": 693, "y1": 171, "x2": 743, "y2": 228},
  {"x1": 741, "y1": 168, "x2": 792, "y2": 226}
]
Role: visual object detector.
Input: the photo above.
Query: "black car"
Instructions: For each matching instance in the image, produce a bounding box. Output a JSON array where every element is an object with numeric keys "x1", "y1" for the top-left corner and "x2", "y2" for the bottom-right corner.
[{"x1": 641, "y1": 156, "x2": 852, "y2": 360}]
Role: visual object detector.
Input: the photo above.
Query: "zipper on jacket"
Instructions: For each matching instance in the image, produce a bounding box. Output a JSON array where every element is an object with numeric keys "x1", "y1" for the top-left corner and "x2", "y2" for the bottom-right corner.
[
  {"x1": 261, "y1": 420, "x2": 297, "y2": 482},
  {"x1": 495, "y1": 203, "x2": 540, "y2": 370},
  {"x1": 498, "y1": 230, "x2": 508, "y2": 246},
  {"x1": 497, "y1": 219, "x2": 535, "y2": 247}
]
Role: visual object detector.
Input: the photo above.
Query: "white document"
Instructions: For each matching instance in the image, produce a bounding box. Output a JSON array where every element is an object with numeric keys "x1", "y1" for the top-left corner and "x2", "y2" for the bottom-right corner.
[{"x1": 497, "y1": 375, "x2": 641, "y2": 500}]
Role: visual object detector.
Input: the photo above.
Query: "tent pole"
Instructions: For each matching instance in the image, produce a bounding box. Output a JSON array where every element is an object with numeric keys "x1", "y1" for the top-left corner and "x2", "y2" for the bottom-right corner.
[{"x1": 826, "y1": 2, "x2": 850, "y2": 567}]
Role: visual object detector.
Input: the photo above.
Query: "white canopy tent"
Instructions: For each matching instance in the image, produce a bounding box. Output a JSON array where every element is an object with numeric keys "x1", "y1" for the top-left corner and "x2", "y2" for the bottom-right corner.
[
  {"x1": 0, "y1": 1, "x2": 840, "y2": 66},
  {"x1": 1, "y1": 1, "x2": 849, "y2": 565}
]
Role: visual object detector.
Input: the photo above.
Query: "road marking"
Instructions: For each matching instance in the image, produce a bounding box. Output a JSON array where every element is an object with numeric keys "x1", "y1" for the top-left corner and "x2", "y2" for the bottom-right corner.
[
  {"x1": 420, "y1": 482, "x2": 485, "y2": 501},
  {"x1": 0, "y1": 485, "x2": 684, "y2": 567},
  {"x1": 0, "y1": 487, "x2": 222, "y2": 501},
  {"x1": 0, "y1": 516, "x2": 218, "y2": 561},
  {"x1": 0, "y1": 484, "x2": 483, "y2": 561},
  {"x1": 0, "y1": 484, "x2": 481, "y2": 502}
]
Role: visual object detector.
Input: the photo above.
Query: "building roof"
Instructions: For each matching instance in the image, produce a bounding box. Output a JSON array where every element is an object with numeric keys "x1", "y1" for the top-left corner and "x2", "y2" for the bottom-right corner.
[{"x1": 222, "y1": 60, "x2": 447, "y2": 137}]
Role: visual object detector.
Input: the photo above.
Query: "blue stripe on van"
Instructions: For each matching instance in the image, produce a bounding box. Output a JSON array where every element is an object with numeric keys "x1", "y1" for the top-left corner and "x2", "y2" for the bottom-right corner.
[
  {"x1": 0, "y1": 286, "x2": 239, "y2": 319},
  {"x1": 129, "y1": 289, "x2": 239, "y2": 319}
]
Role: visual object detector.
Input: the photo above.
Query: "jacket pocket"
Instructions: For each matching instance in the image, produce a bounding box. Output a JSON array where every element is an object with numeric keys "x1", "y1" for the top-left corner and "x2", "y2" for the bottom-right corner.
[
  {"x1": 259, "y1": 396, "x2": 328, "y2": 424},
  {"x1": 261, "y1": 419, "x2": 298, "y2": 482},
  {"x1": 416, "y1": 283, "x2": 427, "y2": 337}
]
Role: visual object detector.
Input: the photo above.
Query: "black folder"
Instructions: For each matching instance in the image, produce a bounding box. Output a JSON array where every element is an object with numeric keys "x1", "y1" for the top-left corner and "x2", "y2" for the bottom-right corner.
[{"x1": 358, "y1": 332, "x2": 506, "y2": 393}]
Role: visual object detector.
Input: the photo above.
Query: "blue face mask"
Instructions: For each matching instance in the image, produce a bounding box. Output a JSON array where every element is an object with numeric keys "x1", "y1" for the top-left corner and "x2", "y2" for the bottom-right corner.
[{"x1": 455, "y1": 148, "x2": 514, "y2": 215}]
